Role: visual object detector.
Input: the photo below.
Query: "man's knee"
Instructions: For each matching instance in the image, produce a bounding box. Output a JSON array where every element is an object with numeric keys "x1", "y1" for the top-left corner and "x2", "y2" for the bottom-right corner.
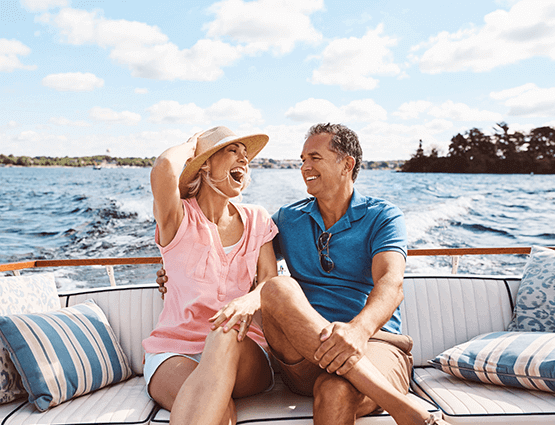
[
  {"x1": 313, "y1": 373, "x2": 364, "y2": 408},
  {"x1": 260, "y1": 276, "x2": 301, "y2": 311}
]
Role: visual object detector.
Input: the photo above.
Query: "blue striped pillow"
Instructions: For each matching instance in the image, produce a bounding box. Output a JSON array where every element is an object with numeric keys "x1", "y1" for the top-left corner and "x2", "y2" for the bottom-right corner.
[
  {"x1": 429, "y1": 331, "x2": 555, "y2": 392},
  {"x1": 0, "y1": 299, "x2": 133, "y2": 411}
]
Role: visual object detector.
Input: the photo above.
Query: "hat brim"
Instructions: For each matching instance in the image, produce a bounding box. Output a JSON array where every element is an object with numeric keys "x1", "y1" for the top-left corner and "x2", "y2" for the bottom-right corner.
[{"x1": 178, "y1": 133, "x2": 269, "y2": 198}]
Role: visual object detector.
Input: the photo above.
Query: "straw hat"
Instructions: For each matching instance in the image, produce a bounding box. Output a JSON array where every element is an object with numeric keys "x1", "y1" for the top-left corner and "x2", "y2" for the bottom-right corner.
[{"x1": 178, "y1": 126, "x2": 269, "y2": 197}]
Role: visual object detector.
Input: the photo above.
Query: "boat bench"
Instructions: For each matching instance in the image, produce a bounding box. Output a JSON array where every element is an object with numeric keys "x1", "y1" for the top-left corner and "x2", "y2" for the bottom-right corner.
[{"x1": 2, "y1": 275, "x2": 555, "y2": 424}]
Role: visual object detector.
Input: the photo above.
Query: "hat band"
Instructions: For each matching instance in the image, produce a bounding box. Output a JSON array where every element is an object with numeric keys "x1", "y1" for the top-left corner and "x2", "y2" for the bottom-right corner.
[{"x1": 216, "y1": 135, "x2": 240, "y2": 145}]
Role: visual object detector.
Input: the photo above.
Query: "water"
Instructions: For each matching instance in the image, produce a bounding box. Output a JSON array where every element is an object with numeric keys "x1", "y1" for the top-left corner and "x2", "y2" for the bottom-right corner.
[{"x1": 1, "y1": 167, "x2": 554, "y2": 290}]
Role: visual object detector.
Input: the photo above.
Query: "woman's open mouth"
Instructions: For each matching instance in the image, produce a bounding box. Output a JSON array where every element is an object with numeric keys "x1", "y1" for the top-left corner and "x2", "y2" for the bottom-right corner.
[{"x1": 230, "y1": 167, "x2": 244, "y2": 184}]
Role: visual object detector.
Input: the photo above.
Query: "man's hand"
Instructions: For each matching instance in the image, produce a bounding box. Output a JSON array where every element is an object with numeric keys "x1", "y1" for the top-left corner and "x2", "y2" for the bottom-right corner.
[
  {"x1": 314, "y1": 322, "x2": 369, "y2": 376},
  {"x1": 156, "y1": 264, "x2": 168, "y2": 299}
]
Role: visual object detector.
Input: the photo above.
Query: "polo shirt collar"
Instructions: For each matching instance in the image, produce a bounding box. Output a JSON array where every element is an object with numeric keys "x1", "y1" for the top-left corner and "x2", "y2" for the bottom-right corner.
[{"x1": 301, "y1": 188, "x2": 367, "y2": 233}]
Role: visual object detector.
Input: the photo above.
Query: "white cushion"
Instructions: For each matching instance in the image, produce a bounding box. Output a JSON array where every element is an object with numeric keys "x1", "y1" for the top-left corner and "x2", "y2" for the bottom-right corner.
[
  {"x1": 413, "y1": 367, "x2": 555, "y2": 424},
  {"x1": 1, "y1": 376, "x2": 156, "y2": 424},
  {"x1": 151, "y1": 374, "x2": 440, "y2": 424}
]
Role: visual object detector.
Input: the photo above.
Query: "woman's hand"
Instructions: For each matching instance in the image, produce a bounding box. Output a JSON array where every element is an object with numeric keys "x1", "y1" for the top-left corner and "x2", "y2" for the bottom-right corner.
[{"x1": 209, "y1": 291, "x2": 260, "y2": 342}]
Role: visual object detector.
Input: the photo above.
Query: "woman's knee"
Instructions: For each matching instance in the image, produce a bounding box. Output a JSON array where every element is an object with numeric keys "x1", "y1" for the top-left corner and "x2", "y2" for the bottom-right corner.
[{"x1": 204, "y1": 327, "x2": 241, "y2": 357}]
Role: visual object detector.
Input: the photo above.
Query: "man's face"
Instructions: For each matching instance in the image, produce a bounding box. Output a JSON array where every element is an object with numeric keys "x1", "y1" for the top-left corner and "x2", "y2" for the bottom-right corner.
[{"x1": 300, "y1": 133, "x2": 347, "y2": 199}]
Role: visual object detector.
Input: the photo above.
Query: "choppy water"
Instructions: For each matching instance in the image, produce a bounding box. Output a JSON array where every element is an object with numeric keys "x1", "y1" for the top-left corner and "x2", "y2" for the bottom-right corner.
[{"x1": 1, "y1": 167, "x2": 554, "y2": 290}]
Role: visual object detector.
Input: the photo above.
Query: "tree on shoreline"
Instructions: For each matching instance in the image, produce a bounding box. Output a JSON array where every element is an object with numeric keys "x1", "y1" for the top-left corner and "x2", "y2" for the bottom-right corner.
[{"x1": 402, "y1": 123, "x2": 555, "y2": 174}]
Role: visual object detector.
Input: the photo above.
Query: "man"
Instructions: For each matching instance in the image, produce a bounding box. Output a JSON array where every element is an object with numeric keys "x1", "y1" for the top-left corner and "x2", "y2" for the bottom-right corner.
[
  {"x1": 157, "y1": 124, "x2": 444, "y2": 425},
  {"x1": 258, "y1": 124, "x2": 442, "y2": 425}
]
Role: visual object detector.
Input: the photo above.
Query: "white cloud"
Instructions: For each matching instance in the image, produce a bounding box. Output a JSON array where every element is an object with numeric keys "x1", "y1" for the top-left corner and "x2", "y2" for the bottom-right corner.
[
  {"x1": 414, "y1": 0, "x2": 555, "y2": 73},
  {"x1": 205, "y1": 0, "x2": 323, "y2": 55},
  {"x1": 1, "y1": 127, "x2": 197, "y2": 157},
  {"x1": 50, "y1": 8, "x2": 168, "y2": 46},
  {"x1": 15, "y1": 130, "x2": 68, "y2": 144},
  {"x1": 111, "y1": 38, "x2": 241, "y2": 81},
  {"x1": 34, "y1": 2, "x2": 324, "y2": 82},
  {"x1": 147, "y1": 99, "x2": 264, "y2": 125},
  {"x1": 428, "y1": 100, "x2": 503, "y2": 121},
  {"x1": 21, "y1": 0, "x2": 68, "y2": 12},
  {"x1": 147, "y1": 101, "x2": 206, "y2": 124},
  {"x1": 36, "y1": 7, "x2": 246, "y2": 81},
  {"x1": 393, "y1": 101, "x2": 433, "y2": 120},
  {"x1": 42, "y1": 72, "x2": 104, "y2": 91},
  {"x1": 258, "y1": 123, "x2": 308, "y2": 160},
  {"x1": 134, "y1": 88, "x2": 149, "y2": 94},
  {"x1": 490, "y1": 83, "x2": 555, "y2": 117},
  {"x1": 285, "y1": 98, "x2": 387, "y2": 123},
  {"x1": 207, "y1": 99, "x2": 264, "y2": 124},
  {"x1": 7, "y1": 120, "x2": 19, "y2": 128},
  {"x1": 89, "y1": 107, "x2": 141, "y2": 126},
  {"x1": 358, "y1": 119, "x2": 454, "y2": 160},
  {"x1": 310, "y1": 24, "x2": 401, "y2": 90},
  {"x1": 489, "y1": 82, "x2": 537, "y2": 100},
  {"x1": 50, "y1": 116, "x2": 92, "y2": 127},
  {"x1": 0, "y1": 39, "x2": 37, "y2": 72},
  {"x1": 394, "y1": 99, "x2": 503, "y2": 122},
  {"x1": 504, "y1": 122, "x2": 540, "y2": 134}
]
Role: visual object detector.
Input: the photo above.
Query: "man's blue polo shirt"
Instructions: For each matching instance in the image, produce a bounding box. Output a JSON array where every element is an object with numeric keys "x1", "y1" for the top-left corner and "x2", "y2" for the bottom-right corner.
[{"x1": 272, "y1": 189, "x2": 407, "y2": 334}]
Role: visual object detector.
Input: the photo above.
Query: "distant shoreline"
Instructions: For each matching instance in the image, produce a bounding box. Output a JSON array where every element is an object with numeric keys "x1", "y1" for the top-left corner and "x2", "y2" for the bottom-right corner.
[{"x1": 0, "y1": 157, "x2": 406, "y2": 171}]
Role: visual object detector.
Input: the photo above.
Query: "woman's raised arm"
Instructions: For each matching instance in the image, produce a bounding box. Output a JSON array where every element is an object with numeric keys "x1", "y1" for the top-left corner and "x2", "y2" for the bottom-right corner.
[{"x1": 151, "y1": 133, "x2": 200, "y2": 247}]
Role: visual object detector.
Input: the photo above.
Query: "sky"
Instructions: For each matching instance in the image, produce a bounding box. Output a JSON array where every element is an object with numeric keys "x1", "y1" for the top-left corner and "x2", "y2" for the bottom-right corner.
[{"x1": 1, "y1": 0, "x2": 555, "y2": 161}]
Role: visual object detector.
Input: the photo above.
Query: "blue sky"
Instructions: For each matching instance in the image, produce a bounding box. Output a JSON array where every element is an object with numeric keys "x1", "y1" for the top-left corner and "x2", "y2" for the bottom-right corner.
[{"x1": 1, "y1": 0, "x2": 554, "y2": 160}]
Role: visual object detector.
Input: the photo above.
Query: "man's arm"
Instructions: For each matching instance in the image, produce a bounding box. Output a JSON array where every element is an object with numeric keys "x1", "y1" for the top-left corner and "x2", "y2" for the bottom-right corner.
[{"x1": 313, "y1": 250, "x2": 405, "y2": 375}]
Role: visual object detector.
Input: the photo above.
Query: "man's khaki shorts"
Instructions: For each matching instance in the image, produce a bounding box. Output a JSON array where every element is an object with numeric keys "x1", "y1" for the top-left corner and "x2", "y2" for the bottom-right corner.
[{"x1": 270, "y1": 330, "x2": 414, "y2": 398}]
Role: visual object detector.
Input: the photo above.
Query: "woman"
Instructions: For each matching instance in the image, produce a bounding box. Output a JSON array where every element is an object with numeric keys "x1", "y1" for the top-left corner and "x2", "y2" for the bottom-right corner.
[{"x1": 142, "y1": 126, "x2": 278, "y2": 425}]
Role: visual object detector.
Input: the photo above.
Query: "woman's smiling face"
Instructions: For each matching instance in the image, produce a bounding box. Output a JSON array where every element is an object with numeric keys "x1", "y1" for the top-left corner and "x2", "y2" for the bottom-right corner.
[{"x1": 207, "y1": 143, "x2": 249, "y2": 197}]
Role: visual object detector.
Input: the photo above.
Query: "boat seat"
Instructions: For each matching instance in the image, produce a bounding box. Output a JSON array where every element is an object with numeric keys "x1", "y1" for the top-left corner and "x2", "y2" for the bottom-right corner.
[
  {"x1": 150, "y1": 374, "x2": 440, "y2": 424},
  {"x1": 412, "y1": 367, "x2": 555, "y2": 424},
  {"x1": 0, "y1": 376, "x2": 156, "y2": 425}
]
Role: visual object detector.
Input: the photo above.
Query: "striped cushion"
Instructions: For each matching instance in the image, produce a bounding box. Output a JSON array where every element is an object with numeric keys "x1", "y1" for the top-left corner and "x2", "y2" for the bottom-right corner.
[
  {"x1": 0, "y1": 299, "x2": 134, "y2": 411},
  {"x1": 429, "y1": 331, "x2": 555, "y2": 392}
]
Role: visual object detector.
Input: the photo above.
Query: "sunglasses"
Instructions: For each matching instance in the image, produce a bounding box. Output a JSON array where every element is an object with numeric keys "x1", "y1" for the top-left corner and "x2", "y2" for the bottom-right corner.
[{"x1": 317, "y1": 232, "x2": 334, "y2": 273}]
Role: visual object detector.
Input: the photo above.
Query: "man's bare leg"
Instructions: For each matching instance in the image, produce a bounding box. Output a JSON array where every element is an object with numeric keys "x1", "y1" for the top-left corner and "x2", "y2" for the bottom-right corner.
[
  {"x1": 261, "y1": 276, "x2": 441, "y2": 425},
  {"x1": 313, "y1": 373, "x2": 378, "y2": 425}
]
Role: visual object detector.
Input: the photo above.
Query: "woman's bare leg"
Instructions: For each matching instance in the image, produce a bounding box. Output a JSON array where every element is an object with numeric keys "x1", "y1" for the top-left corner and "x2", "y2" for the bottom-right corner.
[{"x1": 151, "y1": 327, "x2": 272, "y2": 425}]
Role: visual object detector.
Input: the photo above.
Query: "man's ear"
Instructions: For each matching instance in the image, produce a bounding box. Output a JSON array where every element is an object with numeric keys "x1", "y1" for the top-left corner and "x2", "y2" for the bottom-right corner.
[{"x1": 343, "y1": 156, "x2": 356, "y2": 175}]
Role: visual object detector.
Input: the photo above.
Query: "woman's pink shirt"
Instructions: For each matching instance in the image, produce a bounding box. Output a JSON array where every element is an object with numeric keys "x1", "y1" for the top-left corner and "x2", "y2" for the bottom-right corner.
[{"x1": 142, "y1": 198, "x2": 278, "y2": 354}]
